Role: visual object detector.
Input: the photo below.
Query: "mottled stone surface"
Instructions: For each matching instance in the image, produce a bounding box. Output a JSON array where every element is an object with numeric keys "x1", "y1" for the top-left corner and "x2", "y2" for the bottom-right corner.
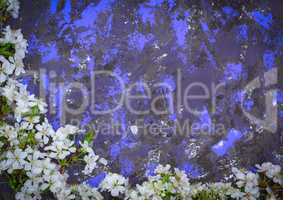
[{"x1": 1, "y1": 0, "x2": 283, "y2": 197}]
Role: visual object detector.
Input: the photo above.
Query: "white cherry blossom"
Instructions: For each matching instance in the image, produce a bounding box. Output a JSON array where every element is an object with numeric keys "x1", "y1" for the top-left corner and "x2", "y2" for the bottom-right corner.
[
  {"x1": 0, "y1": 148, "x2": 27, "y2": 173},
  {"x1": 6, "y1": 0, "x2": 20, "y2": 18},
  {"x1": 99, "y1": 173, "x2": 129, "y2": 197}
]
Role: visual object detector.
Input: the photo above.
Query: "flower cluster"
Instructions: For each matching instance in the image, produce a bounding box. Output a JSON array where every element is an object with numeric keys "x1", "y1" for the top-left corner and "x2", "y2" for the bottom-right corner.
[
  {"x1": 126, "y1": 165, "x2": 243, "y2": 200},
  {"x1": 5, "y1": 0, "x2": 19, "y2": 18},
  {"x1": 126, "y1": 164, "x2": 192, "y2": 199},
  {"x1": 232, "y1": 167, "x2": 260, "y2": 199},
  {"x1": 124, "y1": 164, "x2": 283, "y2": 200},
  {"x1": 79, "y1": 140, "x2": 108, "y2": 175},
  {"x1": 256, "y1": 162, "x2": 283, "y2": 185},
  {"x1": 99, "y1": 173, "x2": 129, "y2": 197},
  {"x1": 0, "y1": 2, "x2": 283, "y2": 200},
  {"x1": 231, "y1": 164, "x2": 283, "y2": 200},
  {"x1": 0, "y1": 13, "x2": 107, "y2": 199},
  {"x1": 0, "y1": 25, "x2": 27, "y2": 83}
]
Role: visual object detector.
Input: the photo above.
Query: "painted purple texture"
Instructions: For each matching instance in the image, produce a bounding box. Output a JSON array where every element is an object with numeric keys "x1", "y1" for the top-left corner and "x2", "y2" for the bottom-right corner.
[
  {"x1": 86, "y1": 172, "x2": 107, "y2": 188},
  {"x1": 212, "y1": 129, "x2": 243, "y2": 156},
  {"x1": 171, "y1": 11, "x2": 190, "y2": 48},
  {"x1": 180, "y1": 162, "x2": 201, "y2": 178},
  {"x1": 224, "y1": 63, "x2": 243, "y2": 81},
  {"x1": 251, "y1": 11, "x2": 272, "y2": 30},
  {"x1": 263, "y1": 50, "x2": 275, "y2": 70},
  {"x1": 16, "y1": 0, "x2": 283, "y2": 185}
]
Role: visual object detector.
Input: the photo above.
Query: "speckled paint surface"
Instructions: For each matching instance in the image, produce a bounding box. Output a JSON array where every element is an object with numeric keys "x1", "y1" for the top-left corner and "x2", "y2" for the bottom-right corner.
[{"x1": 3, "y1": 0, "x2": 283, "y2": 194}]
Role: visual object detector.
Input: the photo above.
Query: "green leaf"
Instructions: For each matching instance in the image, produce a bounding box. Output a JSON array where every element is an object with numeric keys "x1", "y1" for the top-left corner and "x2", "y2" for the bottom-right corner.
[
  {"x1": 7, "y1": 170, "x2": 28, "y2": 192},
  {"x1": 161, "y1": 174, "x2": 171, "y2": 183},
  {"x1": 19, "y1": 130, "x2": 37, "y2": 148},
  {"x1": 0, "y1": 0, "x2": 9, "y2": 22},
  {"x1": 0, "y1": 96, "x2": 11, "y2": 116},
  {"x1": 195, "y1": 189, "x2": 223, "y2": 200},
  {"x1": 27, "y1": 131, "x2": 37, "y2": 145},
  {"x1": 84, "y1": 131, "x2": 95, "y2": 144},
  {"x1": 23, "y1": 105, "x2": 40, "y2": 117},
  {"x1": 31, "y1": 106, "x2": 40, "y2": 116},
  {"x1": 0, "y1": 43, "x2": 15, "y2": 59},
  {"x1": 0, "y1": 0, "x2": 7, "y2": 12},
  {"x1": 59, "y1": 159, "x2": 67, "y2": 167}
]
